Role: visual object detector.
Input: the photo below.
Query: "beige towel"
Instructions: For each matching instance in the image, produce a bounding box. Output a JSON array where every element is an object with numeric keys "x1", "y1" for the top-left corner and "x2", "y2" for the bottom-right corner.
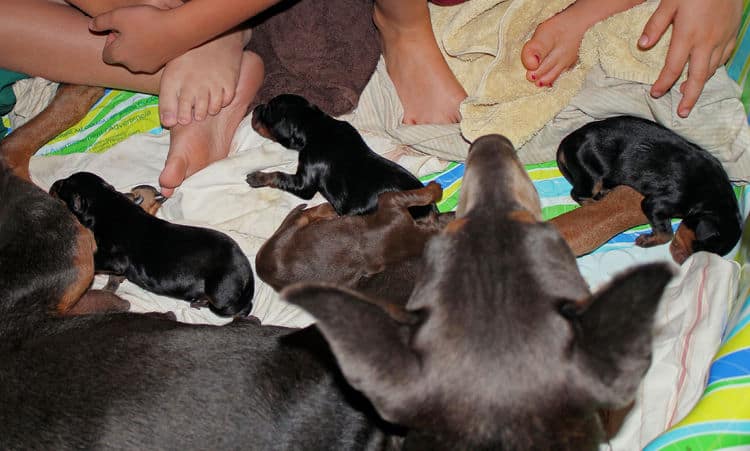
[{"x1": 431, "y1": 0, "x2": 673, "y2": 146}]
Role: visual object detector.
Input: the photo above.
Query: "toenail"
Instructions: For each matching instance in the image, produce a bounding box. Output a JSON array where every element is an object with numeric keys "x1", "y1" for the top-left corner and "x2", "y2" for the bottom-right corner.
[
  {"x1": 531, "y1": 73, "x2": 537, "y2": 80},
  {"x1": 537, "y1": 81, "x2": 544, "y2": 87}
]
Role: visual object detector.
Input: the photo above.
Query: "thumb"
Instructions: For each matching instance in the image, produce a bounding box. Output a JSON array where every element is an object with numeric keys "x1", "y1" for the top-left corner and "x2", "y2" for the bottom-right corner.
[
  {"x1": 638, "y1": 3, "x2": 673, "y2": 50},
  {"x1": 89, "y1": 11, "x2": 117, "y2": 33}
]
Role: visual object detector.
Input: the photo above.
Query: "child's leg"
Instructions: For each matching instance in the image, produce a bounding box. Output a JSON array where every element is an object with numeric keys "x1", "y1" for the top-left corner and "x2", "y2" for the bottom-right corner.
[
  {"x1": 521, "y1": 0, "x2": 643, "y2": 87},
  {"x1": 0, "y1": 0, "x2": 263, "y2": 196},
  {"x1": 373, "y1": 0, "x2": 467, "y2": 125},
  {"x1": 160, "y1": 51, "x2": 263, "y2": 197}
]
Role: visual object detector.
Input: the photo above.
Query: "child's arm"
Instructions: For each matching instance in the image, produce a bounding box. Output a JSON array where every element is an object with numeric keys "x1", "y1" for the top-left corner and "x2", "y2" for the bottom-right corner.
[
  {"x1": 67, "y1": 0, "x2": 182, "y2": 17},
  {"x1": 638, "y1": 0, "x2": 742, "y2": 118},
  {"x1": 89, "y1": 0, "x2": 280, "y2": 74}
]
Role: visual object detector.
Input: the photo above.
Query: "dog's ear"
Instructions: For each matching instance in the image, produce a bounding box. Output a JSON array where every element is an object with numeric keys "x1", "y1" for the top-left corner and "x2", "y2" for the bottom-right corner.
[
  {"x1": 283, "y1": 283, "x2": 423, "y2": 424},
  {"x1": 695, "y1": 218, "x2": 720, "y2": 243},
  {"x1": 566, "y1": 263, "x2": 673, "y2": 407},
  {"x1": 286, "y1": 122, "x2": 307, "y2": 150},
  {"x1": 69, "y1": 193, "x2": 95, "y2": 228}
]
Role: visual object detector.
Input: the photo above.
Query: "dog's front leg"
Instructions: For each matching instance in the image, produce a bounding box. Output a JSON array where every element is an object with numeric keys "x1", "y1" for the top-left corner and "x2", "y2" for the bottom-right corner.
[{"x1": 246, "y1": 169, "x2": 318, "y2": 200}]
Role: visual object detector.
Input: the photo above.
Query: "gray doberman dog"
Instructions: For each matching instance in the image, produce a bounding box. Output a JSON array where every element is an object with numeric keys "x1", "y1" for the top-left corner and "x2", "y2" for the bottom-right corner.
[{"x1": 0, "y1": 134, "x2": 671, "y2": 449}]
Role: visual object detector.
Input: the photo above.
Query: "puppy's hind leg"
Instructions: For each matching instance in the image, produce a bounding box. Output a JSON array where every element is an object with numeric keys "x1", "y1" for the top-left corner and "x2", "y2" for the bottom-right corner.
[
  {"x1": 635, "y1": 197, "x2": 675, "y2": 248},
  {"x1": 379, "y1": 182, "x2": 443, "y2": 213}
]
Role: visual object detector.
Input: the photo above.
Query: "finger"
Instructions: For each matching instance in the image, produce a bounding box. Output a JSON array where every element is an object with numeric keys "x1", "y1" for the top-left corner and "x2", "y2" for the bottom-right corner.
[
  {"x1": 638, "y1": 3, "x2": 674, "y2": 49},
  {"x1": 721, "y1": 40, "x2": 736, "y2": 66},
  {"x1": 677, "y1": 49, "x2": 712, "y2": 117},
  {"x1": 89, "y1": 11, "x2": 116, "y2": 33},
  {"x1": 651, "y1": 36, "x2": 691, "y2": 98}
]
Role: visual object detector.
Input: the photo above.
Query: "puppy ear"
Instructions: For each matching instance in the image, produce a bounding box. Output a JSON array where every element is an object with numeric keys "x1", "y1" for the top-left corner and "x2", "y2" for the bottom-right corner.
[
  {"x1": 695, "y1": 218, "x2": 720, "y2": 243},
  {"x1": 70, "y1": 193, "x2": 95, "y2": 228},
  {"x1": 570, "y1": 263, "x2": 673, "y2": 407},
  {"x1": 283, "y1": 283, "x2": 423, "y2": 424},
  {"x1": 287, "y1": 122, "x2": 307, "y2": 150}
]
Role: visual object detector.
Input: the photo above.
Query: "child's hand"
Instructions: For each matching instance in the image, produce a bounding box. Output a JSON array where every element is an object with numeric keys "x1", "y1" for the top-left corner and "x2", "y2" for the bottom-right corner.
[
  {"x1": 90, "y1": 5, "x2": 189, "y2": 74},
  {"x1": 638, "y1": 0, "x2": 742, "y2": 118}
]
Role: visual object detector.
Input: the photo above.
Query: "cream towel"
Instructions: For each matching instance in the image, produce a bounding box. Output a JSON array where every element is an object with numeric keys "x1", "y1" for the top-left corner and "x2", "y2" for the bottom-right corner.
[{"x1": 431, "y1": 0, "x2": 673, "y2": 146}]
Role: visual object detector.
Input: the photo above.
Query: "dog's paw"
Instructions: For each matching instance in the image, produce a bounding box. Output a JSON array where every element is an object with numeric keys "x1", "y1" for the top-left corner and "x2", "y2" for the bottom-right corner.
[
  {"x1": 635, "y1": 231, "x2": 672, "y2": 248},
  {"x1": 246, "y1": 171, "x2": 272, "y2": 188}
]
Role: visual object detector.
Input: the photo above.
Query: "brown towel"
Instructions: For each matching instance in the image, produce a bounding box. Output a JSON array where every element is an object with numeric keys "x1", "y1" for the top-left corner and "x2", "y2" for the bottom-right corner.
[{"x1": 248, "y1": 0, "x2": 381, "y2": 116}]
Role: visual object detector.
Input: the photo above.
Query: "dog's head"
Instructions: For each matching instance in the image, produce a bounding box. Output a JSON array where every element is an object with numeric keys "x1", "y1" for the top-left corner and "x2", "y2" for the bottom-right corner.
[
  {"x1": 50, "y1": 172, "x2": 120, "y2": 229},
  {"x1": 250, "y1": 94, "x2": 324, "y2": 150},
  {"x1": 284, "y1": 134, "x2": 673, "y2": 449}
]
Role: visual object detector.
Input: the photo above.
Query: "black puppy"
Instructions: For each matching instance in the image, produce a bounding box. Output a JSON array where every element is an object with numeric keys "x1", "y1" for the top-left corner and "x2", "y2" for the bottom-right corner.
[
  {"x1": 557, "y1": 115, "x2": 742, "y2": 264},
  {"x1": 50, "y1": 172, "x2": 254, "y2": 317},
  {"x1": 246, "y1": 94, "x2": 434, "y2": 218}
]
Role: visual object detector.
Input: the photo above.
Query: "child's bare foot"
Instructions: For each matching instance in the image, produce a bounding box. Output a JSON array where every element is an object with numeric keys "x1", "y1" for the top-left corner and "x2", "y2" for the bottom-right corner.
[
  {"x1": 158, "y1": 29, "x2": 250, "y2": 127},
  {"x1": 521, "y1": 0, "x2": 643, "y2": 87},
  {"x1": 159, "y1": 51, "x2": 264, "y2": 197},
  {"x1": 373, "y1": 4, "x2": 467, "y2": 125}
]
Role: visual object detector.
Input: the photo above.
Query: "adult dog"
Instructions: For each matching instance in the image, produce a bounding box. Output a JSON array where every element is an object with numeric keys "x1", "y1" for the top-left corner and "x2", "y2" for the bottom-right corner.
[{"x1": 1, "y1": 135, "x2": 671, "y2": 449}]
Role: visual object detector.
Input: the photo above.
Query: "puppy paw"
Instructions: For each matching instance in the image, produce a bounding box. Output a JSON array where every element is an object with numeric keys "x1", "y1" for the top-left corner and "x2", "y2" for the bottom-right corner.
[
  {"x1": 635, "y1": 231, "x2": 672, "y2": 248},
  {"x1": 246, "y1": 171, "x2": 273, "y2": 188}
]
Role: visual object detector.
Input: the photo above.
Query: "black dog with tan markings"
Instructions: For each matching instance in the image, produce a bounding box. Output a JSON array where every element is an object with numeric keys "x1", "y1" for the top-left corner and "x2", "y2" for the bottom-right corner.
[
  {"x1": 50, "y1": 172, "x2": 254, "y2": 317},
  {"x1": 557, "y1": 115, "x2": 742, "y2": 264},
  {"x1": 246, "y1": 94, "x2": 434, "y2": 219}
]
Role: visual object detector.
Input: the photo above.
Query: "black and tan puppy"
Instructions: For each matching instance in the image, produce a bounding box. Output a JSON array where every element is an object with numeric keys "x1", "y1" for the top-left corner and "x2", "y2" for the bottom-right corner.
[
  {"x1": 50, "y1": 172, "x2": 254, "y2": 317},
  {"x1": 256, "y1": 182, "x2": 448, "y2": 304},
  {"x1": 246, "y1": 94, "x2": 434, "y2": 218},
  {"x1": 557, "y1": 115, "x2": 742, "y2": 264}
]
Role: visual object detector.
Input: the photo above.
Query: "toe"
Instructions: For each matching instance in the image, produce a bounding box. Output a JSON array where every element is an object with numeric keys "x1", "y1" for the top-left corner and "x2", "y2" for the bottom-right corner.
[
  {"x1": 177, "y1": 96, "x2": 194, "y2": 125},
  {"x1": 521, "y1": 41, "x2": 543, "y2": 72},
  {"x1": 159, "y1": 153, "x2": 189, "y2": 196}
]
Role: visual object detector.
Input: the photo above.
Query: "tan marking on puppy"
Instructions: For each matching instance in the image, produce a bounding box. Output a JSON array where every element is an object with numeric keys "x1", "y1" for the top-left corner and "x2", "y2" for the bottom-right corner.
[
  {"x1": 56, "y1": 222, "x2": 97, "y2": 314},
  {"x1": 670, "y1": 225, "x2": 696, "y2": 265},
  {"x1": 0, "y1": 85, "x2": 103, "y2": 182},
  {"x1": 61, "y1": 289, "x2": 130, "y2": 316}
]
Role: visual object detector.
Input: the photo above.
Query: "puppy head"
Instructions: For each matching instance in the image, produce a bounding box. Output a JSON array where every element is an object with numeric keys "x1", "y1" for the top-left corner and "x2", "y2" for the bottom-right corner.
[
  {"x1": 250, "y1": 94, "x2": 324, "y2": 150},
  {"x1": 684, "y1": 212, "x2": 742, "y2": 258},
  {"x1": 285, "y1": 134, "x2": 673, "y2": 449},
  {"x1": 50, "y1": 172, "x2": 118, "y2": 229}
]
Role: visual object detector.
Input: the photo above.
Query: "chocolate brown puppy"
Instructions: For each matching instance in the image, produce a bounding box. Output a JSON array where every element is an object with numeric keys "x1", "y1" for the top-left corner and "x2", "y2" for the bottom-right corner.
[
  {"x1": 246, "y1": 94, "x2": 435, "y2": 219},
  {"x1": 557, "y1": 116, "x2": 742, "y2": 264},
  {"x1": 50, "y1": 172, "x2": 254, "y2": 317},
  {"x1": 256, "y1": 182, "x2": 446, "y2": 304}
]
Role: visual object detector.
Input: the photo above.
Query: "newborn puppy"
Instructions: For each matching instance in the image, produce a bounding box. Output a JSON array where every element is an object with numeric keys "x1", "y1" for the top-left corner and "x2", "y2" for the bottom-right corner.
[
  {"x1": 256, "y1": 182, "x2": 446, "y2": 304},
  {"x1": 557, "y1": 116, "x2": 742, "y2": 264},
  {"x1": 50, "y1": 172, "x2": 254, "y2": 317},
  {"x1": 246, "y1": 94, "x2": 434, "y2": 218}
]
